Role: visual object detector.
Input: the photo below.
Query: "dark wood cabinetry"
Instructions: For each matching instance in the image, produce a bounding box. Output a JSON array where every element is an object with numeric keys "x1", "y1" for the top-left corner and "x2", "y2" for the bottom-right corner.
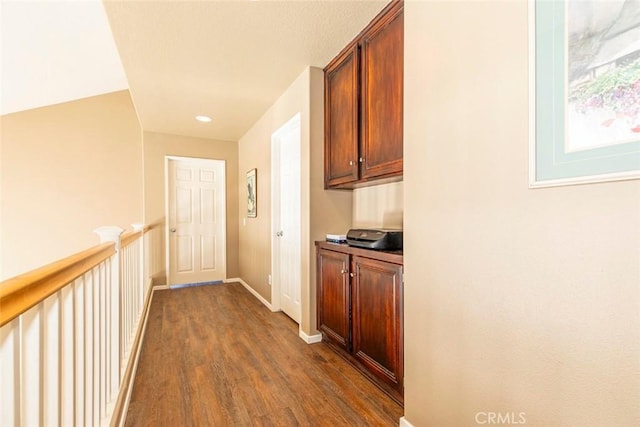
[
  {"x1": 352, "y1": 256, "x2": 403, "y2": 391},
  {"x1": 317, "y1": 249, "x2": 351, "y2": 351},
  {"x1": 324, "y1": 0, "x2": 404, "y2": 189},
  {"x1": 316, "y1": 242, "x2": 404, "y2": 404},
  {"x1": 324, "y1": 45, "x2": 360, "y2": 187}
]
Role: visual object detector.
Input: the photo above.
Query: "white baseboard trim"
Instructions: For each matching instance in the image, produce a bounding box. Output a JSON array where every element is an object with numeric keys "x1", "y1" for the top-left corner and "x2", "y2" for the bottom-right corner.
[
  {"x1": 399, "y1": 416, "x2": 414, "y2": 427},
  {"x1": 225, "y1": 277, "x2": 275, "y2": 311},
  {"x1": 299, "y1": 329, "x2": 322, "y2": 344}
]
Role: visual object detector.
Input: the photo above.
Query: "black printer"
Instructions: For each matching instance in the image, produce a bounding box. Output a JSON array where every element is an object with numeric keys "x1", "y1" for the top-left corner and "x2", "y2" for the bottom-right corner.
[{"x1": 346, "y1": 229, "x2": 403, "y2": 251}]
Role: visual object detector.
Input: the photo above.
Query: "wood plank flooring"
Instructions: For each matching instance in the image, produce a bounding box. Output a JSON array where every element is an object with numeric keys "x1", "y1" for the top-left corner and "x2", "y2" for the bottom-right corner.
[{"x1": 125, "y1": 282, "x2": 403, "y2": 426}]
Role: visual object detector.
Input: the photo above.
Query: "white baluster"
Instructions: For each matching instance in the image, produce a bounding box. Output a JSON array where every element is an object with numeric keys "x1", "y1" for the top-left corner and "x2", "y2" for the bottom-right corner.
[
  {"x1": 136, "y1": 233, "x2": 143, "y2": 327},
  {"x1": 143, "y1": 229, "x2": 151, "y2": 294},
  {"x1": 94, "y1": 226, "x2": 123, "y2": 398},
  {"x1": 59, "y1": 285, "x2": 74, "y2": 426},
  {"x1": 84, "y1": 270, "x2": 94, "y2": 425},
  {"x1": 130, "y1": 244, "x2": 134, "y2": 343},
  {"x1": 123, "y1": 248, "x2": 129, "y2": 357},
  {"x1": 74, "y1": 277, "x2": 85, "y2": 426},
  {"x1": 42, "y1": 294, "x2": 60, "y2": 427},
  {"x1": 21, "y1": 306, "x2": 41, "y2": 426},
  {"x1": 0, "y1": 318, "x2": 20, "y2": 426},
  {"x1": 104, "y1": 257, "x2": 114, "y2": 405},
  {"x1": 99, "y1": 261, "x2": 107, "y2": 420},
  {"x1": 91, "y1": 267, "x2": 100, "y2": 426}
]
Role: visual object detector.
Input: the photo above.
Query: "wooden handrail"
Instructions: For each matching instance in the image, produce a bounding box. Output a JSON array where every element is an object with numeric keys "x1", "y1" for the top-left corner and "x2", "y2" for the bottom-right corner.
[
  {"x1": 121, "y1": 222, "x2": 160, "y2": 248},
  {"x1": 121, "y1": 230, "x2": 142, "y2": 248},
  {"x1": 0, "y1": 242, "x2": 116, "y2": 327}
]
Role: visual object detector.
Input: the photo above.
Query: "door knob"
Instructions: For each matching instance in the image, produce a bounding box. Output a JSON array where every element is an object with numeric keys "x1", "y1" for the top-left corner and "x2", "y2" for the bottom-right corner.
[{"x1": 170, "y1": 228, "x2": 176, "y2": 232}]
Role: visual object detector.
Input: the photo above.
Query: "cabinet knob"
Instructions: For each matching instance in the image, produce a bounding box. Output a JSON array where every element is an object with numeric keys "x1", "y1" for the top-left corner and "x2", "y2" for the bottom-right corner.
[
  {"x1": 341, "y1": 269, "x2": 346, "y2": 274},
  {"x1": 349, "y1": 273, "x2": 354, "y2": 278},
  {"x1": 170, "y1": 228, "x2": 176, "y2": 233},
  {"x1": 359, "y1": 157, "x2": 364, "y2": 163},
  {"x1": 349, "y1": 160, "x2": 354, "y2": 166}
]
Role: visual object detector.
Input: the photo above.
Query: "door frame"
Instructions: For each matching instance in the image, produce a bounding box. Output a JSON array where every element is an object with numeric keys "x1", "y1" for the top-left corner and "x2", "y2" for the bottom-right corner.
[
  {"x1": 270, "y1": 113, "x2": 302, "y2": 314},
  {"x1": 164, "y1": 155, "x2": 227, "y2": 285}
]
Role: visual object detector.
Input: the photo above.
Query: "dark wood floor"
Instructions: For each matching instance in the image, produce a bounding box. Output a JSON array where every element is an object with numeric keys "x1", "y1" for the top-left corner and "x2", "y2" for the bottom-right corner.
[{"x1": 125, "y1": 282, "x2": 403, "y2": 426}]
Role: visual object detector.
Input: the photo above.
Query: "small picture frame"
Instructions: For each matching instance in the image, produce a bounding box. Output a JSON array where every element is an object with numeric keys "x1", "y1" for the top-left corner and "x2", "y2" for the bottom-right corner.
[{"x1": 246, "y1": 168, "x2": 257, "y2": 218}]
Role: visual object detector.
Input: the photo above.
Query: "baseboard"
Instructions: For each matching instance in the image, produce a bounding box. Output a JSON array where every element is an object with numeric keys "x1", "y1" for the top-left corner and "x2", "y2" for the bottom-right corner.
[
  {"x1": 399, "y1": 416, "x2": 414, "y2": 427},
  {"x1": 299, "y1": 328, "x2": 322, "y2": 344},
  {"x1": 225, "y1": 277, "x2": 275, "y2": 311},
  {"x1": 110, "y1": 280, "x2": 156, "y2": 427}
]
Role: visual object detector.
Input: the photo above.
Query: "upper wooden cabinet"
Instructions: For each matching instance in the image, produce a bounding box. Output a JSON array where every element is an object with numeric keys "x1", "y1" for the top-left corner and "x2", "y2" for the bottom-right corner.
[
  {"x1": 360, "y1": 4, "x2": 404, "y2": 180},
  {"x1": 324, "y1": 0, "x2": 403, "y2": 189},
  {"x1": 325, "y1": 44, "x2": 360, "y2": 187}
]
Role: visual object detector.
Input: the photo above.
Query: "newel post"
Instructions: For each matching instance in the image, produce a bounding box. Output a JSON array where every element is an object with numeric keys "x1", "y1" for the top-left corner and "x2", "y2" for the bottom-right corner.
[
  {"x1": 94, "y1": 226, "x2": 124, "y2": 398},
  {"x1": 94, "y1": 226, "x2": 125, "y2": 250}
]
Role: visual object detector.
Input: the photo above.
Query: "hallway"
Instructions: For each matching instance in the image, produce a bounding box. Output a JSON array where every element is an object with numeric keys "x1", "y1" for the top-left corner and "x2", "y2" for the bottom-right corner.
[{"x1": 125, "y1": 282, "x2": 403, "y2": 426}]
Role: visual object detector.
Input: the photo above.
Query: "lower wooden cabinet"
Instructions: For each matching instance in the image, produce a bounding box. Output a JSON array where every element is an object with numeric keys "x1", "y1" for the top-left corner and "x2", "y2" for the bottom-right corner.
[
  {"x1": 317, "y1": 249, "x2": 351, "y2": 351},
  {"x1": 316, "y1": 242, "x2": 403, "y2": 404}
]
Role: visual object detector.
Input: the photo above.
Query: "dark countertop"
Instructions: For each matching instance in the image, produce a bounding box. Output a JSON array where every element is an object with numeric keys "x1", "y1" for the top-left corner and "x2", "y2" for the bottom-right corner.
[{"x1": 315, "y1": 241, "x2": 403, "y2": 265}]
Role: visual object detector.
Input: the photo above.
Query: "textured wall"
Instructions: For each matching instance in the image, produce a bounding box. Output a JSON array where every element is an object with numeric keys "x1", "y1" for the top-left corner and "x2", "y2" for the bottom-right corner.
[
  {"x1": 403, "y1": 1, "x2": 640, "y2": 426},
  {"x1": 1, "y1": 91, "x2": 143, "y2": 279}
]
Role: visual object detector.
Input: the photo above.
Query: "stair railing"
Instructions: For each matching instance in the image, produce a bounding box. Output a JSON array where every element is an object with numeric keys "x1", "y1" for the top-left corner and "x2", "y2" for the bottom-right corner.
[{"x1": 0, "y1": 222, "x2": 161, "y2": 427}]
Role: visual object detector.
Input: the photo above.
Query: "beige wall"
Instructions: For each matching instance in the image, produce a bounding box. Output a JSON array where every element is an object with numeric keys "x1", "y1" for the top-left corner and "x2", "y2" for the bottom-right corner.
[
  {"x1": 404, "y1": 1, "x2": 640, "y2": 426},
  {"x1": 238, "y1": 66, "x2": 352, "y2": 334},
  {"x1": 142, "y1": 131, "x2": 239, "y2": 283},
  {"x1": 353, "y1": 181, "x2": 403, "y2": 229},
  {"x1": 0, "y1": 90, "x2": 143, "y2": 279}
]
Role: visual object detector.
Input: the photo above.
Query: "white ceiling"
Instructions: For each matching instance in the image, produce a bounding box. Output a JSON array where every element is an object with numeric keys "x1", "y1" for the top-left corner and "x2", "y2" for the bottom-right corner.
[
  {"x1": 0, "y1": 0, "x2": 128, "y2": 115},
  {"x1": 2, "y1": 0, "x2": 388, "y2": 142}
]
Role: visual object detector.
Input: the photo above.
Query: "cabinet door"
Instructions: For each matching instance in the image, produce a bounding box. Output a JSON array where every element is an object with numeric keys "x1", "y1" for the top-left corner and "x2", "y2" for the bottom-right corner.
[
  {"x1": 324, "y1": 44, "x2": 360, "y2": 188},
  {"x1": 351, "y1": 256, "x2": 403, "y2": 392},
  {"x1": 360, "y1": 3, "x2": 403, "y2": 180},
  {"x1": 317, "y1": 249, "x2": 351, "y2": 351}
]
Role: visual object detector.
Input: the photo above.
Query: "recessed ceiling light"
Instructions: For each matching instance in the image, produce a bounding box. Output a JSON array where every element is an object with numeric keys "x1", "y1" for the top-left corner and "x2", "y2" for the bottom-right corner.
[{"x1": 195, "y1": 115, "x2": 212, "y2": 123}]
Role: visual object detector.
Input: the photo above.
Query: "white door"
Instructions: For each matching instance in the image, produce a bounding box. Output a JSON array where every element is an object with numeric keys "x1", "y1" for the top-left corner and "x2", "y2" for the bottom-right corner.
[
  {"x1": 167, "y1": 158, "x2": 226, "y2": 286},
  {"x1": 272, "y1": 114, "x2": 302, "y2": 323}
]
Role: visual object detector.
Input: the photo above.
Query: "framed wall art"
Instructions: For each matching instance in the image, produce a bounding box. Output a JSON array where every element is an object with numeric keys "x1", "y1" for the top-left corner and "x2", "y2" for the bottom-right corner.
[
  {"x1": 247, "y1": 168, "x2": 257, "y2": 218},
  {"x1": 529, "y1": 0, "x2": 640, "y2": 187}
]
